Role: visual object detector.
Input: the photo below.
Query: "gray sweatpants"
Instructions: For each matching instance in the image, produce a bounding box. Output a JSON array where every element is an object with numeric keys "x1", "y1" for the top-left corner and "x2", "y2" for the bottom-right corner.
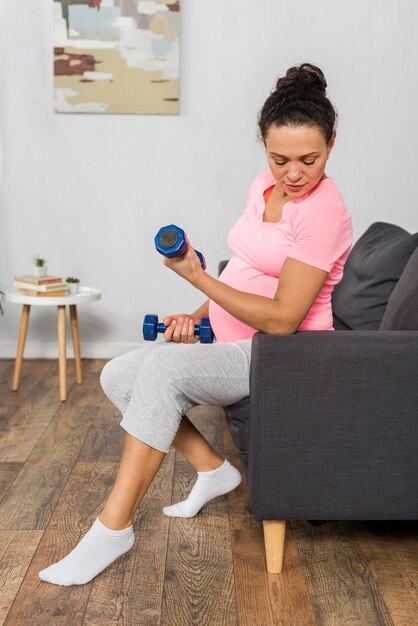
[{"x1": 100, "y1": 339, "x2": 252, "y2": 453}]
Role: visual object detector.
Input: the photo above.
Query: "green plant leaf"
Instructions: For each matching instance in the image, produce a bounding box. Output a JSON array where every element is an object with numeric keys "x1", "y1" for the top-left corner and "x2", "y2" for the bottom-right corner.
[{"x1": 33, "y1": 255, "x2": 47, "y2": 267}]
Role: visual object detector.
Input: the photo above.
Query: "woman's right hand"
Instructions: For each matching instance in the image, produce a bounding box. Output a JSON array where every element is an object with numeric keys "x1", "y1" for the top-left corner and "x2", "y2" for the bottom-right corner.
[{"x1": 163, "y1": 314, "x2": 199, "y2": 343}]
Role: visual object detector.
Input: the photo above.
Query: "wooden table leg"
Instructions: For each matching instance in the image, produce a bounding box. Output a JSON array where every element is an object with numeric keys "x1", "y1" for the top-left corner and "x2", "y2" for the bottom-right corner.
[
  {"x1": 57, "y1": 305, "x2": 67, "y2": 402},
  {"x1": 69, "y1": 305, "x2": 83, "y2": 385},
  {"x1": 12, "y1": 304, "x2": 31, "y2": 391}
]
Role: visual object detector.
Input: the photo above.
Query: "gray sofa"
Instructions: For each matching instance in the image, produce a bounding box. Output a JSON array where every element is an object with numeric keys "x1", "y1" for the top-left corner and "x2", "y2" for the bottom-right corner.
[{"x1": 222, "y1": 222, "x2": 418, "y2": 573}]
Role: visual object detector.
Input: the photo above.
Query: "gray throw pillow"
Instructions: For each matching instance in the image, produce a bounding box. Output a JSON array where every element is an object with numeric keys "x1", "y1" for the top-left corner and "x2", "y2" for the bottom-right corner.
[
  {"x1": 380, "y1": 247, "x2": 418, "y2": 330},
  {"x1": 332, "y1": 222, "x2": 418, "y2": 330}
]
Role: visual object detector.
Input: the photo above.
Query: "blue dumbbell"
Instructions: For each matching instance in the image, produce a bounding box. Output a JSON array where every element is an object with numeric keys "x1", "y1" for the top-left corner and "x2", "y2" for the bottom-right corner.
[
  {"x1": 154, "y1": 224, "x2": 206, "y2": 270},
  {"x1": 143, "y1": 314, "x2": 214, "y2": 343}
]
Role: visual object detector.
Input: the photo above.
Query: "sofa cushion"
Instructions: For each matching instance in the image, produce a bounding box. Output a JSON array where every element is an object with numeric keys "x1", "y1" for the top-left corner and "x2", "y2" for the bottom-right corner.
[
  {"x1": 380, "y1": 247, "x2": 418, "y2": 330},
  {"x1": 333, "y1": 315, "x2": 351, "y2": 330},
  {"x1": 332, "y1": 222, "x2": 418, "y2": 330}
]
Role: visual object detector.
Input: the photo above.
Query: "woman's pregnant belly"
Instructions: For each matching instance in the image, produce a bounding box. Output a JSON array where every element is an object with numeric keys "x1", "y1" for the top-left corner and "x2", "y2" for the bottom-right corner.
[{"x1": 209, "y1": 256, "x2": 279, "y2": 344}]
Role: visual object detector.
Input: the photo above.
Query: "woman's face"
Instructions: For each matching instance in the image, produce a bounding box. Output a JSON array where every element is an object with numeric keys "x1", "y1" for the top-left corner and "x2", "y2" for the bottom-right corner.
[{"x1": 264, "y1": 124, "x2": 335, "y2": 199}]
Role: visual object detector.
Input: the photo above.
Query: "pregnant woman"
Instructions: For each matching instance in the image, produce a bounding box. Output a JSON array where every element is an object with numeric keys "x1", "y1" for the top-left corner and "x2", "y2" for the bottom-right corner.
[{"x1": 39, "y1": 63, "x2": 352, "y2": 586}]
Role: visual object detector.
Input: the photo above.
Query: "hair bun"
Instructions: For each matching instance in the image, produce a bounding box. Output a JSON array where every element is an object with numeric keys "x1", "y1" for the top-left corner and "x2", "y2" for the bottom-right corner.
[{"x1": 276, "y1": 63, "x2": 327, "y2": 96}]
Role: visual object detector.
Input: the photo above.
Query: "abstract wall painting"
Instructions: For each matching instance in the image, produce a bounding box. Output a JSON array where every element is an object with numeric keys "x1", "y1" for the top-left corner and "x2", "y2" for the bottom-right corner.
[{"x1": 53, "y1": 1, "x2": 180, "y2": 114}]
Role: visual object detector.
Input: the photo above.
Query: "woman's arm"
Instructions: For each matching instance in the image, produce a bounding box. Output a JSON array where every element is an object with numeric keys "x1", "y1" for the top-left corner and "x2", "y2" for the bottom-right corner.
[{"x1": 164, "y1": 248, "x2": 328, "y2": 336}]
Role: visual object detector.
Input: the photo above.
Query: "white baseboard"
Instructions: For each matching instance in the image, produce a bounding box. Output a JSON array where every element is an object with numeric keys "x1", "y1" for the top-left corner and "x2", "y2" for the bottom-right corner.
[{"x1": 0, "y1": 342, "x2": 144, "y2": 359}]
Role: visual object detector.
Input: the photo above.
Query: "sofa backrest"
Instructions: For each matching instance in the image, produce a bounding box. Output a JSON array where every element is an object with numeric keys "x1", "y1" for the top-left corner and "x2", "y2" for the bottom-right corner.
[
  {"x1": 218, "y1": 260, "x2": 229, "y2": 276},
  {"x1": 380, "y1": 247, "x2": 418, "y2": 330},
  {"x1": 332, "y1": 222, "x2": 418, "y2": 330}
]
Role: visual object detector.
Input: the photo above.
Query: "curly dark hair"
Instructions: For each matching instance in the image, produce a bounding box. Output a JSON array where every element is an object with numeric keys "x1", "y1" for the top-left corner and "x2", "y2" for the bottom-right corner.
[{"x1": 258, "y1": 63, "x2": 337, "y2": 144}]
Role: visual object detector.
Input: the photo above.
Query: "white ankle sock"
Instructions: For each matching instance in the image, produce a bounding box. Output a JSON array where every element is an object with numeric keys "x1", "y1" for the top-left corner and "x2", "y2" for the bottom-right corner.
[
  {"x1": 163, "y1": 460, "x2": 241, "y2": 518},
  {"x1": 38, "y1": 517, "x2": 135, "y2": 586}
]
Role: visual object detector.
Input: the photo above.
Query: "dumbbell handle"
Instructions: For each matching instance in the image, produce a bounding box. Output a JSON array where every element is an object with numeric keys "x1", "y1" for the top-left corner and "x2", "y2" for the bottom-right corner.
[{"x1": 156, "y1": 321, "x2": 206, "y2": 336}]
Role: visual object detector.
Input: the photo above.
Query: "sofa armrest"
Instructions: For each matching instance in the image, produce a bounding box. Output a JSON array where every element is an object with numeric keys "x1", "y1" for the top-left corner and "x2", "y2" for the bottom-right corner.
[{"x1": 248, "y1": 331, "x2": 418, "y2": 520}]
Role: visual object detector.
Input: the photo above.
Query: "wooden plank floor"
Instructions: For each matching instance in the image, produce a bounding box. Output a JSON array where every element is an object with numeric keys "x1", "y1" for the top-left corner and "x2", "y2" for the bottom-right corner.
[{"x1": 0, "y1": 358, "x2": 417, "y2": 626}]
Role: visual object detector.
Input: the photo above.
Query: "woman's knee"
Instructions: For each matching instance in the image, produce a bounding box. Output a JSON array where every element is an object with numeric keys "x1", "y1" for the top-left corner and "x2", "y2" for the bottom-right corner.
[
  {"x1": 100, "y1": 358, "x2": 121, "y2": 399},
  {"x1": 100, "y1": 346, "x2": 156, "y2": 407}
]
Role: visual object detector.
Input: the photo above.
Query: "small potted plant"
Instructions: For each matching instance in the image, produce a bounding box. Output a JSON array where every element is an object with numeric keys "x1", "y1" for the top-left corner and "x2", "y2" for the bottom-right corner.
[
  {"x1": 33, "y1": 255, "x2": 48, "y2": 277},
  {"x1": 66, "y1": 276, "x2": 80, "y2": 295}
]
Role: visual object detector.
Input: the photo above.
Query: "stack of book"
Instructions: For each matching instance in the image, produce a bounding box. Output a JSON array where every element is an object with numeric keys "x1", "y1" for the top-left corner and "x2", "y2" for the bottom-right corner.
[{"x1": 14, "y1": 275, "x2": 69, "y2": 297}]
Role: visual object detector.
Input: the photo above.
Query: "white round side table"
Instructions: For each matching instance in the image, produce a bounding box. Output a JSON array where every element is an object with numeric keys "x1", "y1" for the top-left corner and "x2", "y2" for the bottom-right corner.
[{"x1": 6, "y1": 287, "x2": 101, "y2": 402}]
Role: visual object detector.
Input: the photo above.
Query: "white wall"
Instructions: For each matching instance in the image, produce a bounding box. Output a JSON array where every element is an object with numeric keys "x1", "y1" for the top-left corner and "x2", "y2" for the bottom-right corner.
[{"x1": 1, "y1": 0, "x2": 418, "y2": 358}]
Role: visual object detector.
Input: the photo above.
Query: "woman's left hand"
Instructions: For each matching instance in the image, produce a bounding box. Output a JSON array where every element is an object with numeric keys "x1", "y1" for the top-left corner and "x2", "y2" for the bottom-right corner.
[{"x1": 163, "y1": 244, "x2": 204, "y2": 287}]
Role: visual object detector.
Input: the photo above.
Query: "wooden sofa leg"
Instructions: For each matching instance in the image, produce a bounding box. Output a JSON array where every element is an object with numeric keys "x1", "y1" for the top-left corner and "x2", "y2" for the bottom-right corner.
[{"x1": 263, "y1": 520, "x2": 286, "y2": 574}]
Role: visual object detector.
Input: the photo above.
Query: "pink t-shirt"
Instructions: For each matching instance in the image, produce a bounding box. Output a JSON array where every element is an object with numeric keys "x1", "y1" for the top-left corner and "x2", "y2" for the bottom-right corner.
[{"x1": 209, "y1": 171, "x2": 353, "y2": 344}]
